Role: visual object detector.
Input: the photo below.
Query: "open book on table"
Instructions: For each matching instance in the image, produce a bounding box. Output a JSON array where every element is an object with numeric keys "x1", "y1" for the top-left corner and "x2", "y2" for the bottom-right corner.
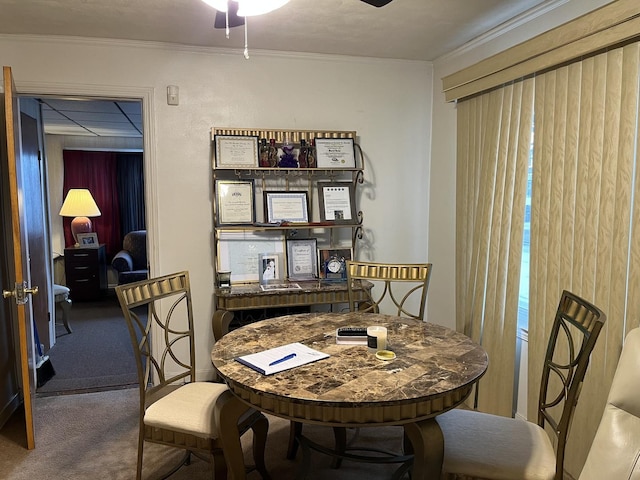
[{"x1": 235, "y1": 342, "x2": 329, "y2": 375}]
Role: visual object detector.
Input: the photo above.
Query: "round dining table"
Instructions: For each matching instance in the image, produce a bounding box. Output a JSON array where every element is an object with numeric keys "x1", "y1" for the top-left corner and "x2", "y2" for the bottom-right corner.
[{"x1": 211, "y1": 311, "x2": 488, "y2": 479}]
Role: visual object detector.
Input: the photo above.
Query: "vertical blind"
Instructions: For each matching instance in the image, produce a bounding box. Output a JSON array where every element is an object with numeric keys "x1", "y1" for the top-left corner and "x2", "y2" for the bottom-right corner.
[
  {"x1": 529, "y1": 42, "x2": 640, "y2": 474},
  {"x1": 455, "y1": 79, "x2": 534, "y2": 416},
  {"x1": 454, "y1": 38, "x2": 640, "y2": 479}
]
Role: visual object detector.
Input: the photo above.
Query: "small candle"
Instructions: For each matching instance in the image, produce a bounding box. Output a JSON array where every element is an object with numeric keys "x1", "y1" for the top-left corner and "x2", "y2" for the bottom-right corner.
[{"x1": 367, "y1": 326, "x2": 387, "y2": 352}]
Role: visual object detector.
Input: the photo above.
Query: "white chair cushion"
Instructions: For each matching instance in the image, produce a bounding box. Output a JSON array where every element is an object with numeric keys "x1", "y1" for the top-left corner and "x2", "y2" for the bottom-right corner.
[
  {"x1": 438, "y1": 408, "x2": 556, "y2": 480},
  {"x1": 144, "y1": 382, "x2": 229, "y2": 439}
]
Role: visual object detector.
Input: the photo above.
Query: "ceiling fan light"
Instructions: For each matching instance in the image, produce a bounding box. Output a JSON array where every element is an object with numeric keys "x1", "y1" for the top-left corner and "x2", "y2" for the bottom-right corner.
[
  {"x1": 237, "y1": 0, "x2": 290, "y2": 17},
  {"x1": 201, "y1": 0, "x2": 229, "y2": 12}
]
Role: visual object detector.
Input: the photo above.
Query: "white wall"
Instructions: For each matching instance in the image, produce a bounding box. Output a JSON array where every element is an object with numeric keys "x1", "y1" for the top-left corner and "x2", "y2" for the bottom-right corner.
[
  {"x1": 1, "y1": 35, "x2": 433, "y2": 379},
  {"x1": 427, "y1": 0, "x2": 614, "y2": 329}
]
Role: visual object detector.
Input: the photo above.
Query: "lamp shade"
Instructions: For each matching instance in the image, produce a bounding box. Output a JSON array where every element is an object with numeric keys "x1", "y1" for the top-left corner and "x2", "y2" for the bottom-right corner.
[
  {"x1": 59, "y1": 189, "x2": 101, "y2": 246},
  {"x1": 59, "y1": 189, "x2": 101, "y2": 218}
]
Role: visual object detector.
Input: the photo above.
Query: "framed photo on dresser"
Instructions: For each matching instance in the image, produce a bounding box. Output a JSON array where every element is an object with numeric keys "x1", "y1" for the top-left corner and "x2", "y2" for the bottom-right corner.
[{"x1": 77, "y1": 232, "x2": 99, "y2": 247}]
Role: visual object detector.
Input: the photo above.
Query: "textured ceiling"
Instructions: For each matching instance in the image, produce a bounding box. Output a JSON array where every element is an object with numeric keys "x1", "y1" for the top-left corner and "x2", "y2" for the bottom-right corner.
[
  {"x1": 2, "y1": 0, "x2": 548, "y2": 61},
  {"x1": 4, "y1": 0, "x2": 550, "y2": 136}
]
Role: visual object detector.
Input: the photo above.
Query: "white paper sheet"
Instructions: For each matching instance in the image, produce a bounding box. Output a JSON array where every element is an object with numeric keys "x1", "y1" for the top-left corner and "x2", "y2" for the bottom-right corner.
[{"x1": 235, "y1": 342, "x2": 329, "y2": 375}]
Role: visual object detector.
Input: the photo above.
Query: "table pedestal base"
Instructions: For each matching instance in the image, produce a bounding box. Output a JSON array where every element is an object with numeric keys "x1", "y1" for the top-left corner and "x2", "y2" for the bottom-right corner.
[{"x1": 291, "y1": 418, "x2": 444, "y2": 480}]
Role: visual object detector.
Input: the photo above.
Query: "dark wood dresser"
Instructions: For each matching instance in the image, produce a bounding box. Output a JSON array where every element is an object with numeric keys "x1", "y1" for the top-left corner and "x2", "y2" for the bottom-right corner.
[{"x1": 64, "y1": 244, "x2": 107, "y2": 301}]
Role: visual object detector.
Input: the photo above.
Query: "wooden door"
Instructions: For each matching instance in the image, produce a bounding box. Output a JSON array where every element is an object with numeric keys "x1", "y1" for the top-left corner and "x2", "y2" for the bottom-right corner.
[{"x1": 0, "y1": 65, "x2": 37, "y2": 449}]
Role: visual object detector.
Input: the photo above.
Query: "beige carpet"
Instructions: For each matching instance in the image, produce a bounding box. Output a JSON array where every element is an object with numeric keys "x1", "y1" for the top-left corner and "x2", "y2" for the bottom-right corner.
[{"x1": 0, "y1": 387, "x2": 407, "y2": 479}]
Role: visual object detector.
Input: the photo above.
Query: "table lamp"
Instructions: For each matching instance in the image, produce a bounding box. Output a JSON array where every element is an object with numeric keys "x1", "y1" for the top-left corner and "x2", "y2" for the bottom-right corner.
[{"x1": 59, "y1": 188, "x2": 101, "y2": 247}]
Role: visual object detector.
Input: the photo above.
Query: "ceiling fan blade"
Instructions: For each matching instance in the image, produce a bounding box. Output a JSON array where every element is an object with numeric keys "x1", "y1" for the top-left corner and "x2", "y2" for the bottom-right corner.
[
  {"x1": 360, "y1": 0, "x2": 393, "y2": 6},
  {"x1": 214, "y1": 2, "x2": 245, "y2": 29}
]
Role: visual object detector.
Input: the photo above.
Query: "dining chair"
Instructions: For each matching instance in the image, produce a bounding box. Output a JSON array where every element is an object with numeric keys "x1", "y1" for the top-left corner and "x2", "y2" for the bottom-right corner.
[
  {"x1": 346, "y1": 260, "x2": 433, "y2": 319},
  {"x1": 116, "y1": 271, "x2": 271, "y2": 480},
  {"x1": 287, "y1": 260, "x2": 434, "y2": 466},
  {"x1": 578, "y1": 327, "x2": 640, "y2": 480},
  {"x1": 437, "y1": 290, "x2": 606, "y2": 480}
]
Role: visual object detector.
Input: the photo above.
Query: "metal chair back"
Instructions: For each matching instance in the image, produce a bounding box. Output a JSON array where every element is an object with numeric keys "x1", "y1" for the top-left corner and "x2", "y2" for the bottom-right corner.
[
  {"x1": 538, "y1": 290, "x2": 607, "y2": 479},
  {"x1": 346, "y1": 260, "x2": 432, "y2": 319}
]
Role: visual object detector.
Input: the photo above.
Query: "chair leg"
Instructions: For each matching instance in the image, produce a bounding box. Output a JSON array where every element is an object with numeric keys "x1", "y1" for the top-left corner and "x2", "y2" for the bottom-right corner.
[
  {"x1": 212, "y1": 450, "x2": 228, "y2": 480},
  {"x1": 251, "y1": 413, "x2": 271, "y2": 480},
  {"x1": 60, "y1": 297, "x2": 72, "y2": 333},
  {"x1": 136, "y1": 427, "x2": 145, "y2": 480},
  {"x1": 287, "y1": 421, "x2": 303, "y2": 459},
  {"x1": 331, "y1": 427, "x2": 347, "y2": 468},
  {"x1": 216, "y1": 390, "x2": 255, "y2": 480}
]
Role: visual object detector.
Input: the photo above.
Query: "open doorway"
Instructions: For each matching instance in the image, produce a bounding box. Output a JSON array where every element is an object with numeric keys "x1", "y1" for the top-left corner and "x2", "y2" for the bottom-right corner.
[{"x1": 32, "y1": 96, "x2": 146, "y2": 395}]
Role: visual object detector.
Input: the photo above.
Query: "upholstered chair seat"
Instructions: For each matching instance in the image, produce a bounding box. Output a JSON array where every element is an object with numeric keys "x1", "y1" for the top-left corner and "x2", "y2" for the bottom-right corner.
[{"x1": 438, "y1": 409, "x2": 557, "y2": 479}]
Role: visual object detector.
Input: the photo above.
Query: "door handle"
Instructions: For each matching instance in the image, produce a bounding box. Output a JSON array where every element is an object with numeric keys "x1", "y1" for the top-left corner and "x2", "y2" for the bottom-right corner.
[{"x1": 3, "y1": 281, "x2": 39, "y2": 305}]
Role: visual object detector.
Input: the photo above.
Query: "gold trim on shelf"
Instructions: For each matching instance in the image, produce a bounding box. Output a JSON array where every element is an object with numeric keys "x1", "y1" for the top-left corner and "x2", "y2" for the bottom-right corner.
[{"x1": 211, "y1": 127, "x2": 356, "y2": 144}]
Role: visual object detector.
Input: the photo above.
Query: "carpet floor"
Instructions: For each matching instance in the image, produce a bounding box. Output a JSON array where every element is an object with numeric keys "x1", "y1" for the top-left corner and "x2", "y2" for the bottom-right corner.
[
  {"x1": 38, "y1": 293, "x2": 138, "y2": 395},
  {"x1": 0, "y1": 388, "x2": 407, "y2": 479}
]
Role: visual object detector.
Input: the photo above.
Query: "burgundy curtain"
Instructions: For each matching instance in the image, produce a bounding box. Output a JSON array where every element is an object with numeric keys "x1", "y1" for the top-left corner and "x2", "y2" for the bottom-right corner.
[{"x1": 62, "y1": 150, "x2": 121, "y2": 258}]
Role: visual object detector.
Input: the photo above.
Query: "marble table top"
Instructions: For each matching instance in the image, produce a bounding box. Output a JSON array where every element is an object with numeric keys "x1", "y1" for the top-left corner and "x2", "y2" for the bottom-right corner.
[{"x1": 212, "y1": 312, "x2": 488, "y2": 426}]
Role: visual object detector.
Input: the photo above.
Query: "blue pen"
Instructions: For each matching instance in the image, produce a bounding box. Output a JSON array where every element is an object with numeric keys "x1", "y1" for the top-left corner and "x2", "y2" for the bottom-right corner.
[{"x1": 269, "y1": 353, "x2": 296, "y2": 366}]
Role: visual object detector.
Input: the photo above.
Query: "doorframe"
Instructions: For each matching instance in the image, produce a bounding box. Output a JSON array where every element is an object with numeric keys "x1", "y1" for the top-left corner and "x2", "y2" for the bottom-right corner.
[{"x1": 15, "y1": 83, "x2": 158, "y2": 324}]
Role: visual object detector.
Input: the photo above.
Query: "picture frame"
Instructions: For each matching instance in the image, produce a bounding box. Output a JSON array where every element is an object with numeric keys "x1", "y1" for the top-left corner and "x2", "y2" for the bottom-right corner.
[
  {"x1": 217, "y1": 231, "x2": 285, "y2": 283},
  {"x1": 314, "y1": 137, "x2": 356, "y2": 169},
  {"x1": 264, "y1": 191, "x2": 309, "y2": 223},
  {"x1": 318, "y1": 247, "x2": 353, "y2": 279},
  {"x1": 77, "y1": 232, "x2": 99, "y2": 247},
  {"x1": 214, "y1": 134, "x2": 259, "y2": 168},
  {"x1": 286, "y1": 238, "x2": 318, "y2": 281},
  {"x1": 258, "y1": 253, "x2": 283, "y2": 285},
  {"x1": 318, "y1": 182, "x2": 357, "y2": 223},
  {"x1": 216, "y1": 180, "x2": 255, "y2": 225}
]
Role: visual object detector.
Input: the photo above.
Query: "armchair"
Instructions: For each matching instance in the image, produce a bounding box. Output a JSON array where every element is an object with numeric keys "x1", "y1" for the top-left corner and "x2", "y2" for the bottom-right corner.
[
  {"x1": 579, "y1": 327, "x2": 640, "y2": 480},
  {"x1": 111, "y1": 230, "x2": 148, "y2": 285}
]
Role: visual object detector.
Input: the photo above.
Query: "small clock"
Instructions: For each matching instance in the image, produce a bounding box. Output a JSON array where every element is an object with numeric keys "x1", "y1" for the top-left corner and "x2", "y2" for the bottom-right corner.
[{"x1": 324, "y1": 254, "x2": 346, "y2": 281}]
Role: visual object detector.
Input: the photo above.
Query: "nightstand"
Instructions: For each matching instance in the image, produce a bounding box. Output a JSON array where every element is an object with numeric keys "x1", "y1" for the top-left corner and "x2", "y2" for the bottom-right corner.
[{"x1": 64, "y1": 244, "x2": 107, "y2": 301}]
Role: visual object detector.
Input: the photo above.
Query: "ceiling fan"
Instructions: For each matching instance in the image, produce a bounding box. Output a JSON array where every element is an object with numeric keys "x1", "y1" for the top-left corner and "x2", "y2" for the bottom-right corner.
[{"x1": 213, "y1": 0, "x2": 394, "y2": 29}]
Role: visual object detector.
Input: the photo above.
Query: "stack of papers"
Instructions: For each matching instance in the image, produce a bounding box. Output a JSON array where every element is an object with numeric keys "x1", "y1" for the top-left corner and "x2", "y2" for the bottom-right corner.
[{"x1": 235, "y1": 342, "x2": 329, "y2": 375}]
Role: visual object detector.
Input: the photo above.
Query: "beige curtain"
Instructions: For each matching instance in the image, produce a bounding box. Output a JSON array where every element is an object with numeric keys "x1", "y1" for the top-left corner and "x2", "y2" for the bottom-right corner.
[
  {"x1": 456, "y1": 78, "x2": 534, "y2": 416},
  {"x1": 529, "y1": 42, "x2": 640, "y2": 477}
]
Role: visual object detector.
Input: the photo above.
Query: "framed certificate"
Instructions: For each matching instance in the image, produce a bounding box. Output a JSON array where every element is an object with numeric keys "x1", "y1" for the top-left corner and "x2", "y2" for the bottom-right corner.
[
  {"x1": 318, "y1": 182, "x2": 357, "y2": 223},
  {"x1": 217, "y1": 231, "x2": 285, "y2": 283},
  {"x1": 216, "y1": 180, "x2": 255, "y2": 225},
  {"x1": 264, "y1": 191, "x2": 309, "y2": 223},
  {"x1": 286, "y1": 238, "x2": 318, "y2": 280},
  {"x1": 214, "y1": 135, "x2": 259, "y2": 168},
  {"x1": 314, "y1": 138, "x2": 356, "y2": 169}
]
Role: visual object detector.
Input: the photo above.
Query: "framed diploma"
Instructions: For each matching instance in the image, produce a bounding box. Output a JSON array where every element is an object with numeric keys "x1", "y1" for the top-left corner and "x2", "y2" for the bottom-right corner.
[
  {"x1": 318, "y1": 182, "x2": 357, "y2": 224},
  {"x1": 286, "y1": 238, "x2": 318, "y2": 281},
  {"x1": 214, "y1": 135, "x2": 259, "y2": 168},
  {"x1": 217, "y1": 231, "x2": 285, "y2": 283},
  {"x1": 216, "y1": 180, "x2": 255, "y2": 225},
  {"x1": 264, "y1": 191, "x2": 309, "y2": 223},
  {"x1": 314, "y1": 137, "x2": 356, "y2": 169}
]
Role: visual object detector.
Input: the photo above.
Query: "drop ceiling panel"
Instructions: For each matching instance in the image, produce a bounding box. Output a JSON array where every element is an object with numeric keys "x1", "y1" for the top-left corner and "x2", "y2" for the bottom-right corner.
[{"x1": 39, "y1": 99, "x2": 143, "y2": 137}]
